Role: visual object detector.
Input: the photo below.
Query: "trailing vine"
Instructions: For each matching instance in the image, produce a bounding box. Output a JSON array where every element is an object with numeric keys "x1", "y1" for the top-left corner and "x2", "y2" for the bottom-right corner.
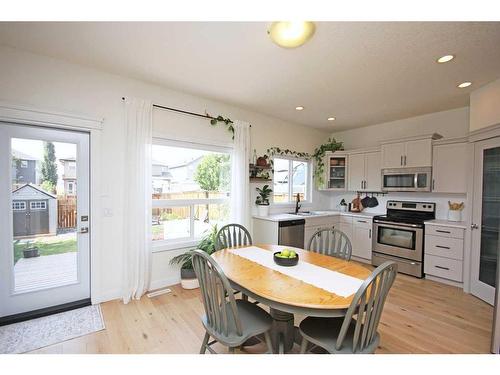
[
  {"x1": 206, "y1": 113, "x2": 235, "y2": 139},
  {"x1": 265, "y1": 137, "x2": 344, "y2": 189}
]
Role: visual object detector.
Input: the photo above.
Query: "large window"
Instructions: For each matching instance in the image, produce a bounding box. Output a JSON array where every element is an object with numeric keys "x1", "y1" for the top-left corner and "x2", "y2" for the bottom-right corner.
[
  {"x1": 152, "y1": 140, "x2": 232, "y2": 250},
  {"x1": 273, "y1": 157, "x2": 311, "y2": 204}
]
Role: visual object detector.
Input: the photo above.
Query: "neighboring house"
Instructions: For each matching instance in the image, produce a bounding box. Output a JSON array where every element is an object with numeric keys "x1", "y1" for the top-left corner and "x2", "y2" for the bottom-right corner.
[
  {"x1": 11, "y1": 149, "x2": 40, "y2": 190},
  {"x1": 12, "y1": 184, "x2": 57, "y2": 237},
  {"x1": 152, "y1": 159, "x2": 173, "y2": 194},
  {"x1": 59, "y1": 157, "x2": 77, "y2": 196}
]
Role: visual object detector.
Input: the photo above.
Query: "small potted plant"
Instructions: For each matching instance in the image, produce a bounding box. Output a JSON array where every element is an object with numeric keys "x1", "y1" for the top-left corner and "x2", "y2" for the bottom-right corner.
[
  {"x1": 448, "y1": 201, "x2": 464, "y2": 222},
  {"x1": 23, "y1": 241, "x2": 40, "y2": 258},
  {"x1": 256, "y1": 184, "x2": 272, "y2": 217},
  {"x1": 169, "y1": 225, "x2": 218, "y2": 289}
]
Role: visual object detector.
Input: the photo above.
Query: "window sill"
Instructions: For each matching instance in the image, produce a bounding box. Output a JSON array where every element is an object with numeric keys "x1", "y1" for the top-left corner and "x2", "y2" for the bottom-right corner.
[{"x1": 152, "y1": 239, "x2": 200, "y2": 253}]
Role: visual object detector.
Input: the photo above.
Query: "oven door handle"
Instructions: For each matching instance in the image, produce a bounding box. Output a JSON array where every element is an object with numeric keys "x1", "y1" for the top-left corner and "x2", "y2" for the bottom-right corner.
[{"x1": 373, "y1": 220, "x2": 422, "y2": 229}]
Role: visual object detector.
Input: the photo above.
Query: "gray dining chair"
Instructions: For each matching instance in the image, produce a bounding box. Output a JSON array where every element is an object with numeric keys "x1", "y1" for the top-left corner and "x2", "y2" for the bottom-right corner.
[
  {"x1": 191, "y1": 250, "x2": 274, "y2": 354},
  {"x1": 308, "y1": 228, "x2": 352, "y2": 261},
  {"x1": 299, "y1": 261, "x2": 398, "y2": 354},
  {"x1": 215, "y1": 223, "x2": 253, "y2": 251}
]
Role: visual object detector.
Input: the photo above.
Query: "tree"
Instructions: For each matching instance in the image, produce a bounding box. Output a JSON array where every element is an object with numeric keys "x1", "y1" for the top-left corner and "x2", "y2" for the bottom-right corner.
[
  {"x1": 194, "y1": 154, "x2": 230, "y2": 222},
  {"x1": 41, "y1": 142, "x2": 58, "y2": 189}
]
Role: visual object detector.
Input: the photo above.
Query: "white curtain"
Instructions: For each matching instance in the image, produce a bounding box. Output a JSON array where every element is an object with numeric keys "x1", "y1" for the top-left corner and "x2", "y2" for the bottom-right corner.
[
  {"x1": 122, "y1": 98, "x2": 153, "y2": 304},
  {"x1": 230, "y1": 120, "x2": 251, "y2": 229}
]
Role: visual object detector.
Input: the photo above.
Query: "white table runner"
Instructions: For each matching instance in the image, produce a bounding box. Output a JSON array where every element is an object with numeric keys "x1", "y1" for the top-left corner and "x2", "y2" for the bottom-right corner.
[{"x1": 231, "y1": 246, "x2": 364, "y2": 297}]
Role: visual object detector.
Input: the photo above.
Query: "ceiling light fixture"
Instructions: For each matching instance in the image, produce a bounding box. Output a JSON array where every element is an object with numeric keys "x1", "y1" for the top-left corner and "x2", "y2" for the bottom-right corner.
[
  {"x1": 295, "y1": 106, "x2": 304, "y2": 111},
  {"x1": 436, "y1": 55, "x2": 455, "y2": 63},
  {"x1": 268, "y1": 22, "x2": 316, "y2": 48},
  {"x1": 327, "y1": 117, "x2": 336, "y2": 121},
  {"x1": 458, "y1": 82, "x2": 472, "y2": 88}
]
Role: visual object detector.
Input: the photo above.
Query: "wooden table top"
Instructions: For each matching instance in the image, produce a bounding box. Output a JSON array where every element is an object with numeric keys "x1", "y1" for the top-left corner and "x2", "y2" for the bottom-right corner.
[{"x1": 212, "y1": 244, "x2": 372, "y2": 310}]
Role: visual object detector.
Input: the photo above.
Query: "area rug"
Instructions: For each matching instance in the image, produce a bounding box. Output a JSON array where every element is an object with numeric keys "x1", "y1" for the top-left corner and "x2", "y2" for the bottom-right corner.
[{"x1": 0, "y1": 305, "x2": 105, "y2": 354}]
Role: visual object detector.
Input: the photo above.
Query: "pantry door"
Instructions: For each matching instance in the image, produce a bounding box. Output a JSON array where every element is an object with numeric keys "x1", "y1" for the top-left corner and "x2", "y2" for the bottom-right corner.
[
  {"x1": 470, "y1": 136, "x2": 500, "y2": 305},
  {"x1": 0, "y1": 122, "x2": 90, "y2": 323}
]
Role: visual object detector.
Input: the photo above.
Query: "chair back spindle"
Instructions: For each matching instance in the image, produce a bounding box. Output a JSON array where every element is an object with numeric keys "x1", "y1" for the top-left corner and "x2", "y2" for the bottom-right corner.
[
  {"x1": 215, "y1": 224, "x2": 252, "y2": 250},
  {"x1": 308, "y1": 228, "x2": 352, "y2": 260}
]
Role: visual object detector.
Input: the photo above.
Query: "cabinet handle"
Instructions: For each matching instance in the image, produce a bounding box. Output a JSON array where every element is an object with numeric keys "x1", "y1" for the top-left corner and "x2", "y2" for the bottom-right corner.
[
  {"x1": 435, "y1": 265, "x2": 450, "y2": 270},
  {"x1": 435, "y1": 245, "x2": 450, "y2": 249},
  {"x1": 357, "y1": 220, "x2": 368, "y2": 223},
  {"x1": 369, "y1": 229, "x2": 372, "y2": 239},
  {"x1": 404, "y1": 155, "x2": 407, "y2": 166},
  {"x1": 364, "y1": 180, "x2": 367, "y2": 189},
  {"x1": 360, "y1": 181, "x2": 363, "y2": 189},
  {"x1": 400, "y1": 155, "x2": 403, "y2": 166},
  {"x1": 436, "y1": 230, "x2": 451, "y2": 234},
  {"x1": 432, "y1": 179, "x2": 435, "y2": 190}
]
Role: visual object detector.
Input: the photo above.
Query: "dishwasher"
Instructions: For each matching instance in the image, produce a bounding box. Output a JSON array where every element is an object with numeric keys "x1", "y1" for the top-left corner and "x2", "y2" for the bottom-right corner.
[{"x1": 278, "y1": 219, "x2": 305, "y2": 248}]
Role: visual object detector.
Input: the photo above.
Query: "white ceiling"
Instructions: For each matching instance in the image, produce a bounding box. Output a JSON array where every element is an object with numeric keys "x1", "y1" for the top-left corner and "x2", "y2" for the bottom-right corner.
[{"x1": 1, "y1": 22, "x2": 500, "y2": 131}]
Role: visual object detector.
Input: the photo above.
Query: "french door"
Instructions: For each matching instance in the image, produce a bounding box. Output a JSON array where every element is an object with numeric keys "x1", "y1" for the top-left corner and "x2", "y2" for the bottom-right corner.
[
  {"x1": 471, "y1": 136, "x2": 500, "y2": 305},
  {"x1": 0, "y1": 122, "x2": 90, "y2": 321}
]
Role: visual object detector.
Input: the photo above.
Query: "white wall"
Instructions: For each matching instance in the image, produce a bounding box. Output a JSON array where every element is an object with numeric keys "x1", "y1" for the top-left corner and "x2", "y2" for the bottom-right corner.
[
  {"x1": 470, "y1": 78, "x2": 500, "y2": 132},
  {"x1": 331, "y1": 107, "x2": 469, "y2": 149},
  {"x1": 0, "y1": 45, "x2": 330, "y2": 300}
]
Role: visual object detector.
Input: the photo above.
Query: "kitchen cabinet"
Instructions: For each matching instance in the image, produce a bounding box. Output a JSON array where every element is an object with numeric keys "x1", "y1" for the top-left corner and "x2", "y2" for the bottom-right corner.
[
  {"x1": 432, "y1": 141, "x2": 468, "y2": 194},
  {"x1": 381, "y1": 138, "x2": 432, "y2": 168},
  {"x1": 348, "y1": 151, "x2": 381, "y2": 191},
  {"x1": 322, "y1": 152, "x2": 348, "y2": 191},
  {"x1": 352, "y1": 217, "x2": 372, "y2": 261},
  {"x1": 304, "y1": 215, "x2": 338, "y2": 249}
]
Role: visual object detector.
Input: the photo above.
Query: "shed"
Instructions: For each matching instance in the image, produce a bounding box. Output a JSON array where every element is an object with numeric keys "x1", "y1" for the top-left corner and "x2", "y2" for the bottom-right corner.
[{"x1": 12, "y1": 184, "x2": 57, "y2": 237}]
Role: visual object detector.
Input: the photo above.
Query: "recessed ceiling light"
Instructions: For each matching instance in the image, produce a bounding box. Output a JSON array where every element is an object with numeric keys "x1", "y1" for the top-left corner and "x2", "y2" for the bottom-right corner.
[
  {"x1": 268, "y1": 22, "x2": 316, "y2": 48},
  {"x1": 327, "y1": 117, "x2": 336, "y2": 121},
  {"x1": 295, "y1": 106, "x2": 304, "y2": 111},
  {"x1": 458, "y1": 81, "x2": 472, "y2": 88},
  {"x1": 436, "y1": 55, "x2": 455, "y2": 63}
]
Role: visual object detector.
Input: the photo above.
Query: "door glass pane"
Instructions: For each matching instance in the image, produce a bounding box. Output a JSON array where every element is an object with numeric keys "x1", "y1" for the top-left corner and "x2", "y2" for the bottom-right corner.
[
  {"x1": 152, "y1": 207, "x2": 190, "y2": 241},
  {"x1": 292, "y1": 160, "x2": 307, "y2": 201},
  {"x1": 383, "y1": 174, "x2": 415, "y2": 188},
  {"x1": 11, "y1": 138, "x2": 78, "y2": 293},
  {"x1": 377, "y1": 227, "x2": 416, "y2": 250},
  {"x1": 479, "y1": 146, "x2": 500, "y2": 287}
]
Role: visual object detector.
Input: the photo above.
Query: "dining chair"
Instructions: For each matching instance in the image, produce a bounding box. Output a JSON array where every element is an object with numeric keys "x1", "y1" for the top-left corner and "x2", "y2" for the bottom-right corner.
[
  {"x1": 191, "y1": 250, "x2": 274, "y2": 354},
  {"x1": 307, "y1": 228, "x2": 352, "y2": 261},
  {"x1": 299, "y1": 261, "x2": 398, "y2": 354},
  {"x1": 215, "y1": 224, "x2": 253, "y2": 251}
]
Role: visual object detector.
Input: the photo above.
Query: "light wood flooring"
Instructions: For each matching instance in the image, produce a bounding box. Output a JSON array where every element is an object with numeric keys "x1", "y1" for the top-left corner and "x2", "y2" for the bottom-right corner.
[{"x1": 30, "y1": 273, "x2": 494, "y2": 354}]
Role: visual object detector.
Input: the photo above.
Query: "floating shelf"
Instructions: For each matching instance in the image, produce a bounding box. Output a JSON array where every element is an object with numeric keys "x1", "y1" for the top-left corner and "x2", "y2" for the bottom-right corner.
[{"x1": 250, "y1": 178, "x2": 272, "y2": 183}]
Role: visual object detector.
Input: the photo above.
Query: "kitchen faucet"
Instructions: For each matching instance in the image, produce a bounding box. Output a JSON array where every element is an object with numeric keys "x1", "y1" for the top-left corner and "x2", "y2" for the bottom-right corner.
[{"x1": 295, "y1": 193, "x2": 301, "y2": 214}]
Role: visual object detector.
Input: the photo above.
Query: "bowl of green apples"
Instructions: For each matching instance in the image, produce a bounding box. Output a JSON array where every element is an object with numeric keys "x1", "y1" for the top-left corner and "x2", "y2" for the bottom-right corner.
[{"x1": 273, "y1": 248, "x2": 299, "y2": 267}]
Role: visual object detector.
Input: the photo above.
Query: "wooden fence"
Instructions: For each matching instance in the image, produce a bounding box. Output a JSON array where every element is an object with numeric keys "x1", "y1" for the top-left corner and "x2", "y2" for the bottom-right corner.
[{"x1": 58, "y1": 197, "x2": 77, "y2": 229}]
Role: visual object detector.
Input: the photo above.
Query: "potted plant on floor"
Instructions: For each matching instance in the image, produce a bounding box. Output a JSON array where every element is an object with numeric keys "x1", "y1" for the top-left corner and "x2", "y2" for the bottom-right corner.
[
  {"x1": 23, "y1": 241, "x2": 40, "y2": 258},
  {"x1": 255, "y1": 184, "x2": 272, "y2": 217},
  {"x1": 169, "y1": 224, "x2": 218, "y2": 289}
]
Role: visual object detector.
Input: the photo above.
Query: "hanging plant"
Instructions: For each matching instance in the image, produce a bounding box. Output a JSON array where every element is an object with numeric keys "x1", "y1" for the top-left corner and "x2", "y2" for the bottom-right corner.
[
  {"x1": 264, "y1": 138, "x2": 344, "y2": 189},
  {"x1": 311, "y1": 137, "x2": 344, "y2": 188},
  {"x1": 206, "y1": 113, "x2": 235, "y2": 139}
]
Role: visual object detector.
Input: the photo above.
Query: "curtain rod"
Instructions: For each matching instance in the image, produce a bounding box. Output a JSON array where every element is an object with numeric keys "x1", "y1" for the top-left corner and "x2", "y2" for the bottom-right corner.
[{"x1": 121, "y1": 97, "x2": 251, "y2": 127}]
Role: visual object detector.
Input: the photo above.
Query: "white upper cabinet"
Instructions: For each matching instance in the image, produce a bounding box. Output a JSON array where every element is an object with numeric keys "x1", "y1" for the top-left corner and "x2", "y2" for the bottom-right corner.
[
  {"x1": 348, "y1": 153, "x2": 365, "y2": 191},
  {"x1": 432, "y1": 141, "x2": 468, "y2": 194},
  {"x1": 381, "y1": 138, "x2": 432, "y2": 168},
  {"x1": 348, "y1": 151, "x2": 381, "y2": 191},
  {"x1": 405, "y1": 139, "x2": 432, "y2": 167}
]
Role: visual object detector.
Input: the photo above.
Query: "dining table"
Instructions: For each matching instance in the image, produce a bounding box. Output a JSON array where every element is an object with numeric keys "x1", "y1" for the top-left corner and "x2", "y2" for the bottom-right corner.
[{"x1": 211, "y1": 244, "x2": 373, "y2": 353}]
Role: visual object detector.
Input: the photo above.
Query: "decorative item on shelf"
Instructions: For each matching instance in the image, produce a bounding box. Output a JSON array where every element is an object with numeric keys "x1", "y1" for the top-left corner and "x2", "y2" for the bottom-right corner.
[
  {"x1": 448, "y1": 201, "x2": 464, "y2": 222},
  {"x1": 249, "y1": 153, "x2": 272, "y2": 181},
  {"x1": 256, "y1": 155, "x2": 268, "y2": 167},
  {"x1": 169, "y1": 225, "x2": 218, "y2": 289},
  {"x1": 338, "y1": 199, "x2": 348, "y2": 212},
  {"x1": 252, "y1": 149, "x2": 257, "y2": 165},
  {"x1": 255, "y1": 184, "x2": 273, "y2": 217},
  {"x1": 350, "y1": 193, "x2": 363, "y2": 212}
]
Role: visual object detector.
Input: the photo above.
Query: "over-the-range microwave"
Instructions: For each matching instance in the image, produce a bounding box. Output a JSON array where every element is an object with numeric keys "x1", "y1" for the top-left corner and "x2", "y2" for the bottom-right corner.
[{"x1": 381, "y1": 167, "x2": 432, "y2": 192}]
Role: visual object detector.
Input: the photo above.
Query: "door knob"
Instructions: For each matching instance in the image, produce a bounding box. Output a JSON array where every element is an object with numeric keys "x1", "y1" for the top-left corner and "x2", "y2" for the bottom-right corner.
[{"x1": 471, "y1": 223, "x2": 479, "y2": 230}]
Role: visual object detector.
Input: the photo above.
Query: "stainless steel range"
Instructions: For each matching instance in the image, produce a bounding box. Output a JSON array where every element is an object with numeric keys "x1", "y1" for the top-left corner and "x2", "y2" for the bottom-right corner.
[{"x1": 372, "y1": 200, "x2": 435, "y2": 278}]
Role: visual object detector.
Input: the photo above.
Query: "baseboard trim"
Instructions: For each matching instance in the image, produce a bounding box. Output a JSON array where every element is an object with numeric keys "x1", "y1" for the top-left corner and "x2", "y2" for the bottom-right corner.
[
  {"x1": 425, "y1": 274, "x2": 463, "y2": 289},
  {"x1": 0, "y1": 298, "x2": 91, "y2": 326},
  {"x1": 149, "y1": 276, "x2": 180, "y2": 292}
]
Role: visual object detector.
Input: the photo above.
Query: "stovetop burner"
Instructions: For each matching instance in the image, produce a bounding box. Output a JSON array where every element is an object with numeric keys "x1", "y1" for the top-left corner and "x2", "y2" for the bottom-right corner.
[{"x1": 373, "y1": 200, "x2": 436, "y2": 225}]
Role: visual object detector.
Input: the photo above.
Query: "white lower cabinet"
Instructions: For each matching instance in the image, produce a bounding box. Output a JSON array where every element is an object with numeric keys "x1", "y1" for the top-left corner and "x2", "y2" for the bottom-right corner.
[
  {"x1": 304, "y1": 215, "x2": 338, "y2": 249},
  {"x1": 424, "y1": 223, "x2": 465, "y2": 283},
  {"x1": 352, "y1": 218, "x2": 372, "y2": 260}
]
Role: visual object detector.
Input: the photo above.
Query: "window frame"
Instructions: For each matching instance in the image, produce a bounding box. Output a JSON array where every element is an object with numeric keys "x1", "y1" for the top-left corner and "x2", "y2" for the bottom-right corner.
[
  {"x1": 151, "y1": 137, "x2": 233, "y2": 252},
  {"x1": 271, "y1": 156, "x2": 312, "y2": 206},
  {"x1": 12, "y1": 201, "x2": 26, "y2": 211},
  {"x1": 30, "y1": 201, "x2": 47, "y2": 210}
]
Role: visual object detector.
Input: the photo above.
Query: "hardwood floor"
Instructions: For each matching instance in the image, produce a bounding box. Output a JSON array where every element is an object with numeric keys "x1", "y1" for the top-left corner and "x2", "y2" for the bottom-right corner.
[{"x1": 30, "y1": 273, "x2": 493, "y2": 354}]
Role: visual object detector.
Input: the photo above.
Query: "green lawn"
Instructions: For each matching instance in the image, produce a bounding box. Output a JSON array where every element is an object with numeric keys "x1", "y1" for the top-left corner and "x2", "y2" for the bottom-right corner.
[{"x1": 13, "y1": 239, "x2": 77, "y2": 264}]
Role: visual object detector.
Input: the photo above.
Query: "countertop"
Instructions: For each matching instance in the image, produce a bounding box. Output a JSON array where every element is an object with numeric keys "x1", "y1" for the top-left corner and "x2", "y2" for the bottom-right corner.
[
  {"x1": 424, "y1": 219, "x2": 467, "y2": 229},
  {"x1": 252, "y1": 210, "x2": 380, "y2": 222}
]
